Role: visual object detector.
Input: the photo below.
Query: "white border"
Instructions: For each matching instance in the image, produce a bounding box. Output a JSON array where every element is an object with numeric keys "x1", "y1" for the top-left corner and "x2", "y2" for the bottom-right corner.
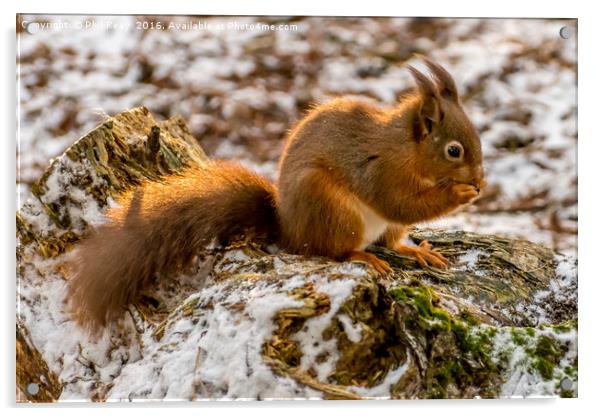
[{"x1": 3, "y1": 1, "x2": 599, "y2": 415}]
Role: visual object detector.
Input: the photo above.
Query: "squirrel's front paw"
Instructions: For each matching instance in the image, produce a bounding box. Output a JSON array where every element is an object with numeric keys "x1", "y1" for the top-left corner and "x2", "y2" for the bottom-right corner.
[{"x1": 451, "y1": 183, "x2": 479, "y2": 205}]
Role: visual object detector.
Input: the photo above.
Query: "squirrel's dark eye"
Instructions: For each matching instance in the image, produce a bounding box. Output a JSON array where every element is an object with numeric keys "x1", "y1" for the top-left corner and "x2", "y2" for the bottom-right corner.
[
  {"x1": 448, "y1": 146, "x2": 460, "y2": 158},
  {"x1": 445, "y1": 141, "x2": 464, "y2": 161}
]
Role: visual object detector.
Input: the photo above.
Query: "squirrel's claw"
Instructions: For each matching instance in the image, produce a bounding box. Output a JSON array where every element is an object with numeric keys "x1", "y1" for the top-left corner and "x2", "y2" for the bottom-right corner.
[
  {"x1": 394, "y1": 241, "x2": 449, "y2": 269},
  {"x1": 419, "y1": 240, "x2": 433, "y2": 250},
  {"x1": 346, "y1": 251, "x2": 393, "y2": 275}
]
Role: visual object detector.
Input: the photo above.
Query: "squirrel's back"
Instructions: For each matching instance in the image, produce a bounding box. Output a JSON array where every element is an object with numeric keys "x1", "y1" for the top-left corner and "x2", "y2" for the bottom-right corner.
[
  {"x1": 276, "y1": 98, "x2": 403, "y2": 257},
  {"x1": 67, "y1": 160, "x2": 277, "y2": 332}
]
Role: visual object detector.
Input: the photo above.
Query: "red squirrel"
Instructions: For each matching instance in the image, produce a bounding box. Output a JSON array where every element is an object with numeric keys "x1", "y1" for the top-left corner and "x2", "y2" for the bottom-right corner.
[{"x1": 67, "y1": 56, "x2": 485, "y2": 332}]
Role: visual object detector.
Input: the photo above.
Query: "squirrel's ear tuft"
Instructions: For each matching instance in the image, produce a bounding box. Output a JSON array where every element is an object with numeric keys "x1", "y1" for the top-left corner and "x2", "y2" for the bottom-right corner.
[
  {"x1": 416, "y1": 54, "x2": 459, "y2": 102},
  {"x1": 408, "y1": 65, "x2": 438, "y2": 100},
  {"x1": 408, "y1": 65, "x2": 443, "y2": 140}
]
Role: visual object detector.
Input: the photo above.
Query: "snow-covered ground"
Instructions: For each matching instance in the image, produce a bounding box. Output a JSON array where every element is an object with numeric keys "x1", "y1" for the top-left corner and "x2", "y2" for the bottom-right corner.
[{"x1": 17, "y1": 15, "x2": 577, "y2": 254}]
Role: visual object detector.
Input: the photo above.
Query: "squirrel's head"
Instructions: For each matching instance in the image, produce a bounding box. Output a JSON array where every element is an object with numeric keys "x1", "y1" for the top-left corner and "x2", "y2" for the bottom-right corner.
[{"x1": 406, "y1": 56, "x2": 486, "y2": 191}]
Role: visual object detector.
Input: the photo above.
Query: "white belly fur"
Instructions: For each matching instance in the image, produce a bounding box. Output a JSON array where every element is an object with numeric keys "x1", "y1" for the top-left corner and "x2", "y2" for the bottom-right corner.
[{"x1": 355, "y1": 200, "x2": 389, "y2": 249}]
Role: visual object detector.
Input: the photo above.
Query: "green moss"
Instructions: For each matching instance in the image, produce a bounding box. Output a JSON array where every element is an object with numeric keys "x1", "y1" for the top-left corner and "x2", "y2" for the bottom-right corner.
[
  {"x1": 560, "y1": 389, "x2": 574, "y2": 398},
  {"x1": 511, "y1": 328, "x2": 530, "y2": 346},
  {"x1": 532, "y1": 335, "x2": 562, "y2": 380},
  {"x1": 429, "y1": 358, "x2": 463, "y2": 398},
  {"x1": 390, "y1": 284, "x2": 450, "y2": 330},
  {"x1": 564, "y1": 364, "x2": 577, "y2": 379},
  {"x1": 534, "y1": 358, "x2": 555, "y2": 380},
  {"x1": 543, "y1": 320, "x2": 577, "y2": 333},
  {"x1": 458, "y1": 309, "x2": 481, "y2": 326},
  {"x1": 390, "y1": 283, "x2": 502, "y2": 398}
]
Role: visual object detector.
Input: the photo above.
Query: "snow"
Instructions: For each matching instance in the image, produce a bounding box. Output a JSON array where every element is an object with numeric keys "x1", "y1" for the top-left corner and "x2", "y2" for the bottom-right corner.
[
  {"x1": 23, "y1": 153, "x2": 108, "y2": 236},
  {"x1": 294, "y1": 278, "x2": 357, "y2": 382},
  {"x1": 456, "y1": 248, "x2": 487, "y2": 270},
  {"x1": 348, "y1": 361, "x2": 409, "y2": 398},
  {"x1": 337, "y1": 314, "x2": 363, "y2": 343},
  {"x1": 106, "y1": 280, "x2": 314, "y2": 400}
]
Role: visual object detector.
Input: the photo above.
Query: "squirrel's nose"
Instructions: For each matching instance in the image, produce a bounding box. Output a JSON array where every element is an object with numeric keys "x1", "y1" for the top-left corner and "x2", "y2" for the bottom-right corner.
[
  {"x1": 472, "y1": 178, "x2": 487, "y2": 193},
  {"x1": 471, "y1": 167, "x2": 486, "y2": 192}
]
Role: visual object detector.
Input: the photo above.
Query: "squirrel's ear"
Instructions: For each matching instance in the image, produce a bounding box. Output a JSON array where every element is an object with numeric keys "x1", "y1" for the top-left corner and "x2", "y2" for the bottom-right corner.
[
  {"x1": 408, "y1": 65, "x2": 443, "y2": 139},
  {"x1": 417, "y1": 55, "x2": 459, "y2": 102}
]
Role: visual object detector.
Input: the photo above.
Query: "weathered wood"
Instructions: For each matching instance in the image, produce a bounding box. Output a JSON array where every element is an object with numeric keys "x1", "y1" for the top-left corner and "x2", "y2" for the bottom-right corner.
[
  {"x1": 16, "y1": 321, "x2": 63, "y2": 402},
  {"x1": 18, "y1": 107, "x2": 207, "y2": 258},
  {"x1": 16, "y1": 107, "x2": 577, "y2": 401}
]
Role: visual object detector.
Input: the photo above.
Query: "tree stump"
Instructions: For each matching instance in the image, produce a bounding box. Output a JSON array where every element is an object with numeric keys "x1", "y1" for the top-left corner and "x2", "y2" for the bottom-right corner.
[{"x1": 16, "y1": 108, "x2": 577, "y2": 401}]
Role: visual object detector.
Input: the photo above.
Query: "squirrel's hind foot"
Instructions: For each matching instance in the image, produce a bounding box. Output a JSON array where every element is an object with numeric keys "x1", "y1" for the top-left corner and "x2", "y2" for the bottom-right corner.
[
  {"x1": 345, "y1": 251, "x2": 393, "y2": 275},
  {"x1": 394, "y1": 240, "x2": 448, "y2": 269}
]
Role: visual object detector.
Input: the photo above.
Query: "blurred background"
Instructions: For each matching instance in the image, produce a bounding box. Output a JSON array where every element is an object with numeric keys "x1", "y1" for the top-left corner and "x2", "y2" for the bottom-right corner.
[{"x1": 17, "y1": 15, "x2": 577, "y2": 255}]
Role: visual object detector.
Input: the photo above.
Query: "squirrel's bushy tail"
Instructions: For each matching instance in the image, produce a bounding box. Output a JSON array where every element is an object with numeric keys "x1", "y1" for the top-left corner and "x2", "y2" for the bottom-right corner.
[{"x1": 67, "y1": 160, "x2": 278, "y2": 332}]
